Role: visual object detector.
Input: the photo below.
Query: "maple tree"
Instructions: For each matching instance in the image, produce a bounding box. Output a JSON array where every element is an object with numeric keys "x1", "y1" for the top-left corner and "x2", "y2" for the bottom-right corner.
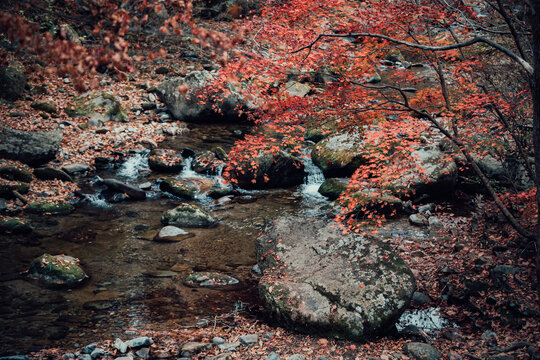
[{"x1": 216, "y1": 0, "x2": 540, "y2": 298}]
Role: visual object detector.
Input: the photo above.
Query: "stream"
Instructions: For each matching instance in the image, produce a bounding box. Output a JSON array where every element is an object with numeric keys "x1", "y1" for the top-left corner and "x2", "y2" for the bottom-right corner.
[{"x1": 0, "y1": 123, "x2": 329, "y2": 355}]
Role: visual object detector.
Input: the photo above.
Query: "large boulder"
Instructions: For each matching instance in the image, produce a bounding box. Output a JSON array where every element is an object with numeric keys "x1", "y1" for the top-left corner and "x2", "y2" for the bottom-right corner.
[
  {"x1": 156, "y1": 70, "x2": 247, "y2": 122},
  {"x1": 161, "y1": 203, "x2": 218, "y2": 228},
  {"x1": 0, "y1": 127, "x2": 63, "y2": 166},
  {"x1": 256, "y1": 215, "x2": 415, "y2": 340},
  {"x1": 311, "y1": 133, "x2": 365, "y2": 177},
  {"x1": 231, "y1": 151, "x2": 305, "y2": 189},
  {"x1": 65, "y1": 91, "x2": 128, "y2": 124},
  {"x1": 0, "y1": 66, "x2": 26, "y2": 100},
  {"x1": 28, "y1": 254, "x2": 86, "y2": 287},
  {"x1": 0, "y1": 163, "x2": 33, "y2": 183}
]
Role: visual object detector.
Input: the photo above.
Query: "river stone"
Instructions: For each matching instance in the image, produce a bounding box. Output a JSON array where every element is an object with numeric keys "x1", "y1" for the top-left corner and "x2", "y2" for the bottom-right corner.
[
  {"x1": 312, "y1": 133, "x2": 365, "y2": 177},
  {"x1": 403, "y1": 342, "x2": 442, "y2": 360},
  {"x1": 65, "y1": 91, "x2": 128, "y2": 122},
  {"x1": 160, "y1": 177, "x2": 198, "y2": 199},
  {"x1": 126, "y1": 336, "x2": 153, "y2": 348},
  {"x1": 191, "y1": 150, "x2": 224, "y2": 175},
  {"x1": 231, "y1": 151, "x2": 306, "y2": 190},
  {"x1": 161, "y1": 203, "x2": 217, "y2": 228},
  {"x1": 318, "y1": 178, "x2": 348, "y2": 200},
  {"x1": 0, "y1": 127, "x2": 63, "y2": 166},
  {"x1": 148, "y1": 149, "x2": 184, "y2": 173},
  {"x1": 256, "y1": 215, "x2": 415, "y2": 340},
  {"x1": 153, "y1": 226, "x2": 190, "y2": 242},
  {"x1": 239, "y1": 334, "x2": 258, "y2": 345},
  {"x1": 33, "y1": 167, "x2": 73, "y2": 182},
  {"x1": 156, "y1": 70, "x2": 247, "y2": 122},
  {"x1": 143, "y1": 270, "x2": 177, "y2": 278},
  {"x1": 184, "y1": 272, "x2": 240, "y2": 288},
  {"x1": 409, "y1": 214, "x2": 428, "y2": 226},
  {"x1": 28, "y1": 254, "x2": 86, "y2": 287},
  {"x1": 26, "y1": 199, "x2": 74, "y2": 215},
  {"x1": 114, "y1": 338, "x2": 128, "y2": 353},
  {"x1": 102, "y1": 178, "x2": 146, "y2": 200},
  {"x1": 62, "y1": 163, "x2": 90, "y2": 174},
  {"x1": 0, "y1": 164, "x2": 33, "y2": 183},
  {"x1": 179, "y1": 342, "x2": 212, "y2": 357},
  {"x1": 0, "y1": 216, "x2": 33, "y2": 234}
]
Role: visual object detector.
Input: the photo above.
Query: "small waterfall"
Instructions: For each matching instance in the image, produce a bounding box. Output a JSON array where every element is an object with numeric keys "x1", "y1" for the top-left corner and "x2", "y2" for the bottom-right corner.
[
  {"x1": 300, "y1": 150, "x2": 325, "y2": 197},
  {"x1": 117, "y1": 151, "x2": 150, "y2": 181},
  {"x1": 180, "y1": 157, "x2": 199, "y2": 178},
  {"x1": 82, "y1": 193, "x2": 111, "y2": 208}
]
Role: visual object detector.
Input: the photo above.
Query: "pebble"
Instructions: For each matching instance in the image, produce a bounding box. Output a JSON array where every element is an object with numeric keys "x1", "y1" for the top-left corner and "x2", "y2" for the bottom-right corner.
[
  {"x1": 212, "y1": 337, "x2": 225, "y2": 345},
  {"x1": 251, "y1": 264, "x2": 262, "y2": 275},
  {"x1": 90, "y1": 348, "x2": 106, "y2": 358},
  {"x1": 266, "y1": 353, "x2": 281, "y2": 360},
  {"x1": 82, "y1": 344, "x2": 97, "y2": 354},
  {"x1": 180, "y1": 342, "x2": 212, "y2": 357},
  {"x1": 80, "y1": 355, "x2": 92, "y2": 360},
  {"x1": 481, "y1": 330, "x2": 497, "y2": 340},
  {"x1": 287, "y1": 355, "x2": 306, "y2": 360},
  {"x1": 409, "y1": 213, "x2": 429, "y2": 226},
  {"x1": 218, "y1": 342, "x2": 241, "y2": 351},
  {"x1": 239, "y1": 334, "x2": 258, "y2": 345},
  {"x1": 114, "y1": 338, "x2": 128, "y2": 354},
  {"x1": 135, "y1": 348, "x2": 149, "y2": 359},
  {"x1": 412, "y1": 291, "x2": 431, "y2": 306},
  {"x1": 124, "y1": 330, "x2": 136, "y2": 335},
  {"x1": 403, "y1": 342, "x2": 442, "y2": 360}
]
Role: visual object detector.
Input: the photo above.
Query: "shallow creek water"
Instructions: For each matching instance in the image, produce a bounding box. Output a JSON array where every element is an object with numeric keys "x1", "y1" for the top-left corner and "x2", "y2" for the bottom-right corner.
[{"x1": 0, "y1": 123, "x2": 330, "y2": 354}]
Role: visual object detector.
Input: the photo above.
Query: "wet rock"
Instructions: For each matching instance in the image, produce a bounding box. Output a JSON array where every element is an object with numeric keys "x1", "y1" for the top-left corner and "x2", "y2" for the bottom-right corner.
[
  {"x1": 0, "y1": 127, "x2": 63, "y2": 166},
  {"x1": 26, "y1": 199, "x2": 74, "y2": 215},
  {"x1": 256, "y1": 215, "x2": 415, "y2": 340},
  {"x1": 102, "y1": 178, "x2": 146, "y2": 200},
  {"x1": 312, "y1": 133, "x2": 365, "y2": 177},
  {"x1": 114, "y1": 338, "x2": 128, "y2": 354},
  {"x1": 409, "y1": 214, "x2": 429, "y2": 226},
  {"x1": 0, "y1": 163, "x2": 33, "y2": 183},
  {"x1": 192, "y1": 151, "x2": 224, "y2": 175},
  {"x1": 126, "y1": 337, "x2": 153, "y2": 348},
  {"x1": 153, "y1": 225, "x2": 190, "y2": 242},
  {"x1": 161, "y1": 203, "x2": 218, "y2": 228},
  {"x1": 402, "y1": 342, "x2": 442, "y2": 360},
  {"x1": 318, "y1": 178, "x2": 348, "y2": 200},
  {"x1": 28, "y1": 254, "x2": 86, "y2": 287},
  {"x1": 179, "y1": 342, "x2": 212, "y2": 357},
  {"x1": 208, "y1": 186, "x2": 235, "y2": 199},
  {"x1": 231, "y1": 151, "x2": 305, "y2": 190},
  {"x1": 62, "y1": 163, "x2": 90, "y2": 174},
  {"x1": 160, "y1": 177, "x2": 198, "y2": 199},
  {"x1": 143, "y1": 270, "x2": 177, "y2": 278},
  {"x1": 0, "y1": 217, "x2": 33, "y2": 234},
  {"x1": 0, "y1": 66, "x2": 26, "y2": 100},
  {"x1": 156, "y1": 70, "x2": 248, "y2": 122},
  {"x1": 235, "y1": 195, "x2": 257, "y2": 204},
  {"x1": 184, "y1": 272, "x2": 240, "y2": 288},
  {"x1": 239, "y1": 334, "x2": 258, "y2": 345},
  {"x1": 65, "y1": 91, "x2": 128, "y2": 123},
  {"x1": 148, "y1": 149, "x2": 184, "y2": 173},
  {"x1": 34, "y1": 167, "x2": 73, "y2": 182}
]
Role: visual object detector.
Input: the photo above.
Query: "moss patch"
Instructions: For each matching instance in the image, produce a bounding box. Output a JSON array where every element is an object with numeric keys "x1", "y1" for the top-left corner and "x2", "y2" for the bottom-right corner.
[{"x1": 26, "y1": 199, "x2": 74, "y2": 215}]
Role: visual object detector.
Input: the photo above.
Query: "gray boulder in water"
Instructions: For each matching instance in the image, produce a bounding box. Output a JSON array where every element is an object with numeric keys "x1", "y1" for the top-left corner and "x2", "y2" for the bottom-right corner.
[{"x1": 255, "y1": 215, "x2": 415, "y2": 340}]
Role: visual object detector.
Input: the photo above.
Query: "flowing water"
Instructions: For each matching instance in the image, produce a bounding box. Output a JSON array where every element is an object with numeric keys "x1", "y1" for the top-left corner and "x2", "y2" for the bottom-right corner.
[{"x1": 0, "y1": 123, "x2": 452, "y2": 355}]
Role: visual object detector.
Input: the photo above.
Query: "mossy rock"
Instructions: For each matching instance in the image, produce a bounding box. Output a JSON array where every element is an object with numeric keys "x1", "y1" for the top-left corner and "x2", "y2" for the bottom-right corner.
[
  {"x1": 350, "y1": 191, "x2": 403, "y2": 217},
  {"x1": 148, "y1": 149, "x2": 184, "y2": 173},
  {"x1": 318, "y1": 178, "x2": 348, "y2": 200},
  {"x1": 214, "y1": 146, "x2": 228, "y2": 161},
  {"x1": 385, "y1": 49, "x2": 405, "y2": 63},
  {"x1": 0, "y1": 164, "x2": 33, "y2": 183},
  {"x1": 31, "y1": 101, "x2": 57, "y2": 114},
  {"x1": 33, "y1": 167, "x2": 73, "y2": 182},
  {"x1": 311, "y1": 133, "x2": 365, "y2": 177},
  {"x1": 26, "y1": 199, "x2": 74, "y2": 215},
  {"x1": 207, "y1": 186, "x2": 235, "y2": 199},
  {"x1": 0, "y1": 217, "x2": 33, "y2": 234},
  {"x1": 65, "y1": 92, "x2": 128, "y2": 122},
  {"x1": 160, "y1": 177, "x2": 198, "y2": 199},
  {"x1": 0, "y1": 66, "x2": 26, "y2": 101},
  {"x1": 0, "y1": 180, "x2": 30, "y2": 198},
  {"x1": 192, "y1": 150, "x2": 224, "y2": 175},
  {"x1": 161, "y1": 203, "x2": 217, "y2": 228},
  {"x1": 28, "y1": 254, "x2": 86, "y2": 287}
]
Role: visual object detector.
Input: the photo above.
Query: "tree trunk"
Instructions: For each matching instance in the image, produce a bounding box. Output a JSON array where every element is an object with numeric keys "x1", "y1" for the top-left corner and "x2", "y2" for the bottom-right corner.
[{"x1": 530, "y1": 0, "x2": 540, "y2": 303}]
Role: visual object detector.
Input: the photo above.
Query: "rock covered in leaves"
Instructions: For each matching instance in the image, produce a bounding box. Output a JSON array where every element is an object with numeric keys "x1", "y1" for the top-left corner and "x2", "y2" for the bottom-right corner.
[
  {"x1": 255, "y1": 215, "x2": 415, "y2": 340},
  {"x1": 148, "y1": 149, "x2": 184, "y2": 173},
  {"x1": 156, "y1": 70, "x2": 247, "y2": 122},
  {"x1": 161, "y1": 203, "x2": 218, "y2": 228},
  {"x1": 230, "y1": 151, "x2": 305, "y2": 190},
  {"x1": 160, "y1": 177, "x2": 198, "y2": 199},
  {"x1": 0, "y1": 163, "x2": 33, "y2": 183},
  {"x1": 192, "y1": 150, "x2": 225, "y2": 175},
  {"x1": 0, "y1": 127, "x2": 63, "y2": 166},
  {"x1": 65, "y1": 91, "x2": 128, "y2": 124},
  {"x1": 311, "y1": 133, "x2": 365, "y2": 177},
  {"x1": 28, "y1": 254, "x2": 86, "y2": 287}
]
